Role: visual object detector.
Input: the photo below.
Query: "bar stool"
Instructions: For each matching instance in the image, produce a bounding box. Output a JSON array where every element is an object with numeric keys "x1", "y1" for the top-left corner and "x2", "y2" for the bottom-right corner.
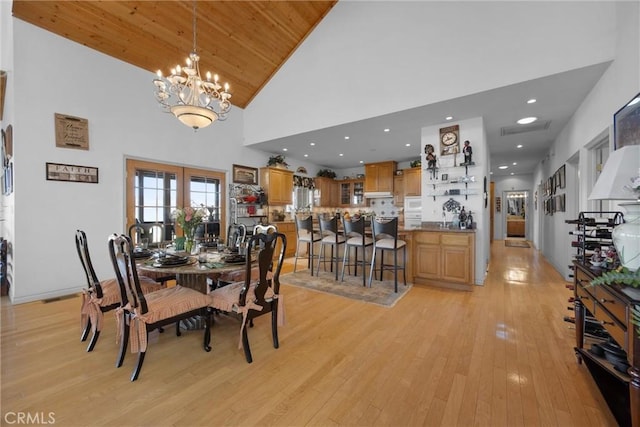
[
  {"x1": 317, "y1": 214, "x2": 346, "y2": 281},
  {"x1": 341, "y1": 216, "x2": 373, "y2": 287},
  {"x1": 368, "y1": 217, "x2": 406, "y2": 293},
  {"x1": 293, "y1": 215, "x2": 321, "y2": 275}
]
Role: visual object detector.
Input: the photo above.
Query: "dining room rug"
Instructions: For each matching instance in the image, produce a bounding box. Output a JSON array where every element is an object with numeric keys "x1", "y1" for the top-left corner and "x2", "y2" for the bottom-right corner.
[
  {"x1": 280, "y1": 270, "x2": 412, "y2": 307},
  {"x1": 505, "y1": 240, "x2": 531, "y2": 248}
]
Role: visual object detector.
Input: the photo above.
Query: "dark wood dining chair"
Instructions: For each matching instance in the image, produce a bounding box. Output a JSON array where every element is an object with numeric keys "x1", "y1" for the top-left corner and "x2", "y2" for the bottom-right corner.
[
  {"x1": 341, "y1": 216, "x2": 373, "y2": 287},
  {"x1": 293, "y1": 215, "x2": 321, "y2": 275},
  {"x1": 108, "y1": 234, "x2": 212, "y2": 381},
  {"x1": 368, "y1": 217, "x2": 407, "y2": 293},
  {"x1": 208, "y1": 232, "x2": 287, "y2": 363},
  {"x1": 317, "y1": 215, "x2": 346, "y2": 281},
  {"x1": 76, "y1": 230, "x2": 163, "y2": 352},
  {"x1": 227, "y1": 223, "x2": 247, "y2": 248}
]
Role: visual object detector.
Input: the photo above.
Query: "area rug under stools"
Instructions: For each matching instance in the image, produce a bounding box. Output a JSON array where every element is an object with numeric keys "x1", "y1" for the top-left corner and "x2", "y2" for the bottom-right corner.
[
  {"x1": 280, "y1": 270, "x2": 412, "y2": 307},
  {"x1": 505, "y1": 240, "x2": 531, "y2": 248}
]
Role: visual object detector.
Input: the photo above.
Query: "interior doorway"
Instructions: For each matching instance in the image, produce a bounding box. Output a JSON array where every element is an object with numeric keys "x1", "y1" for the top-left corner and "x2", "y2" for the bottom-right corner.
[{"x1": 505, "y1": 191, "x2": 528, "y2": 239}]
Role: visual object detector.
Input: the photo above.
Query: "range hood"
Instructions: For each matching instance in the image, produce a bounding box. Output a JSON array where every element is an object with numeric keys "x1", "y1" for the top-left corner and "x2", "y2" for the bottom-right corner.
[{"x1": 364, "y1": 191, "x2": 393, "y2": 198}]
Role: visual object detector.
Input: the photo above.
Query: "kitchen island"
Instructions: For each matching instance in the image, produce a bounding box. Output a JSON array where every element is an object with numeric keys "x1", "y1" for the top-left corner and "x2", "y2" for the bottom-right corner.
[{"x1": 407, "y1": 226, "x2": 476, "y2": 291}]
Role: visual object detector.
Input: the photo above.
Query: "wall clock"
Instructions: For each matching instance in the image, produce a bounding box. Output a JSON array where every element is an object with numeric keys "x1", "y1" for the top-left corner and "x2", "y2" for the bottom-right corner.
[{"x1": 439, "y1": 124, "x2": 460, "y2": 156}]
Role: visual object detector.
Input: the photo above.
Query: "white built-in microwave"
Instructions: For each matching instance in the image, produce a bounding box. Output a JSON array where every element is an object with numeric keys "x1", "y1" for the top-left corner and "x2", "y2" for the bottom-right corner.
[{"x1": 404, "y1": 196, "x2": 422, "y2": 213}]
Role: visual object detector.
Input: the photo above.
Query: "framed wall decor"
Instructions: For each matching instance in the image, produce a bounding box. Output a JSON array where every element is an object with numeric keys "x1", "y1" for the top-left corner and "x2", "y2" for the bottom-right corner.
[
  {"x1": 46, "y1": 162, "x2": 98, "y2": 183},
  {"x1": 614, "y1": 92, "x2": 640, "y2": 149},
  {"x1": 54, "y1": 113, "x2": 89, "y2": 150},
  {"x1": 439, "y1": 124, "x2": 460, "y2": 156},
  {"x1": 558, "y1": 164, "x2": 566, "y2": 189},
  {"x1": 232, "y1": 164, "x2": 258, "y2": 185}
]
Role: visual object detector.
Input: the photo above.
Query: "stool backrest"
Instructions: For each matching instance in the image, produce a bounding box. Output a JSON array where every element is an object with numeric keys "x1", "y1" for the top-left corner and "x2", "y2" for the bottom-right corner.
[
  {"x1": 343, "y1": 216, "x2": 366, "y2": 238},
  {"x1": 371, "y1": 217, "x2": 399, "y2": 242}
]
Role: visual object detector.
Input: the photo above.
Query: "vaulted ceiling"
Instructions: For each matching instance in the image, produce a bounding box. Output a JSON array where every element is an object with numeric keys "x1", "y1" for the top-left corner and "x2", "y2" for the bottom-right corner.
[{"x1": 12, "y1": 0, "x2": 337, "y2": 109}]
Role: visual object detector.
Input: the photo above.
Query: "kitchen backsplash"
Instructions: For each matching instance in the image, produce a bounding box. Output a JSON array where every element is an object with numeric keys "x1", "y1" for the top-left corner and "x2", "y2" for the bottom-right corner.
[{"x1": 367, "y1": 197, "x2": 401, "y2": 217}]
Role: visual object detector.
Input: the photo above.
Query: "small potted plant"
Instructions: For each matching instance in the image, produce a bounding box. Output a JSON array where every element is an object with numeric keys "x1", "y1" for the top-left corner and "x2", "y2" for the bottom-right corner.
[
  {"x1": 410, "y1": 159, "x2": 421, "y2": 168},
  {"x1": 267, "y1": 154, "x2": 289, "y2": 169},
  {"x1": 317, "y1": 169, "x2": 337, "y2": 179}
]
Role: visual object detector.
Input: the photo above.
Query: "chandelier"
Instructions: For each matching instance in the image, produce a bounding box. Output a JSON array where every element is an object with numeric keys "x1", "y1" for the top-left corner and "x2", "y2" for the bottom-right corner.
[{"x1": 153, "y1": 1, "x2": 231, "y2": 130}]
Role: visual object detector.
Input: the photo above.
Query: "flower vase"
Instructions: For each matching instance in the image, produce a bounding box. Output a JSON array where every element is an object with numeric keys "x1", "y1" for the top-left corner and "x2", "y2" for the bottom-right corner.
[
  {"x1": 184, "y1": 229, "x2": 195, "y2": 254},
  {"x1": 613, "y1": 202, "x2": 640, "y2": 271}
]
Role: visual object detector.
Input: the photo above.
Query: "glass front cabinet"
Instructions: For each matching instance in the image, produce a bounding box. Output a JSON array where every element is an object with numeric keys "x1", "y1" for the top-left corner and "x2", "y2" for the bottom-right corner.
[{"x1": 339, "y1": 179, "x2": 365, "y2": 207}]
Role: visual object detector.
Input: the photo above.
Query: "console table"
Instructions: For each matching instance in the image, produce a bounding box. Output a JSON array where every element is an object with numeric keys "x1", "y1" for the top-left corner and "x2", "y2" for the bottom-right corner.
[{"x1": 573, "y1": 262, "x2": 640, "y2": 427}]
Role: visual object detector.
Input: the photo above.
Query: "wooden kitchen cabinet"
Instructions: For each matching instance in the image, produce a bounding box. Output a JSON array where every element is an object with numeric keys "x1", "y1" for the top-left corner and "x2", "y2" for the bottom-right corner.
[
  {"x1": 364, "y1": 161, "x2": 396, "y2": 193},
  {"x1": 413, "y1": 230, "x2": 475, "y2": 291},
  {"x1": 393, "y1": 175, "x2": 404, "y2": 206},
  {"x1": 273, "y1": 221, "x2": 297, "y2": 258},
  {"x1": 260, "y1": 167, "x2": 293, "y2": 205},
  {"x1": 338, "y1": 179, "x2": 365, "y2": 207},
  {"x1": 314, "y1": 176, "x2": 338, "y2": 207},
  {"x1": 403, "y1": 167, "x2": 421, "y2": 196}
]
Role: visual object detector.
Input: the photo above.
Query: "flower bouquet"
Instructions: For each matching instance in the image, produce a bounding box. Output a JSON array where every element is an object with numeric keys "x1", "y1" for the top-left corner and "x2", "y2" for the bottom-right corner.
[{"x1": 172, "y1": 206, "x2": 206, "y2": 253}]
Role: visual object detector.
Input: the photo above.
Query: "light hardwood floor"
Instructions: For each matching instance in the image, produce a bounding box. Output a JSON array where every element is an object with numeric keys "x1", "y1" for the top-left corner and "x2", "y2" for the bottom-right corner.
[{"x1": 1, "y1": 241, "x2": 616, "y2": 426}]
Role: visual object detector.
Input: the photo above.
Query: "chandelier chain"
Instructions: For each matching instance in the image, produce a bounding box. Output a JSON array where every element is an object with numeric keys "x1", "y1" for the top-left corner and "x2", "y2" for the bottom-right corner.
[{"x1": 192, "y1": 1, "x2": 197, "y2": 53}]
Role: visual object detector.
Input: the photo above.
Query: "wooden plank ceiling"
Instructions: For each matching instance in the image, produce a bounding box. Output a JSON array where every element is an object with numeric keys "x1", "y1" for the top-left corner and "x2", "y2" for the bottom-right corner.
[{"x1": 12, "y1": 1, "x2": 337, "y2": 109}]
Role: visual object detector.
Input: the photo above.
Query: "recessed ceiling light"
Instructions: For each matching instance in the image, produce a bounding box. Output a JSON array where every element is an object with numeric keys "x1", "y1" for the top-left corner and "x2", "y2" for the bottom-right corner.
[
  {"x1": 309, "y1": 142, "x2": 315, "y2": 146},
  {"x1": 359, "y1": 160, "x2": 364, "y2": 164},
  {"x1": 445, "y1": 116, "x2": 453, "y2": 120},
  {"x1": 527, "y1": 99, "x2": 537, "y2": 104},
  {"x1": 513, "y1": 162, "x2": 517, "y2": 165},
  {"x1": 339, "y1": 153, "x2": 344, "y2": 157},
  {"x1": 282, "y1": 148, "x2": 288, "y2": 152},
  {"x1": 344, "y1": 136, "x2": 350, "y2": 140},
  {"x1": 384, "y1": 128, "x2": 390, "y2": 132},
  {"x1": 517, "y1": 117, "x2": 538, "y2": 124},
  {"x1": 498, "y1": 165, "x2": 508, "y2": 170},
  {"x1": 304, "y1": 154, "x2": 309, "y2": 157},
  {"x1": 510, "y1": 172, "x2": 514, "y2": 175},
  {"x1": 490, "y1": 171, "x2": 493, "y2": 175},
  {"x1": 405, "y1": 143, "x2": 411, "y2": 147},
  {"x1": 517, "y1": 144, "x2": 523, "y2": 148}
]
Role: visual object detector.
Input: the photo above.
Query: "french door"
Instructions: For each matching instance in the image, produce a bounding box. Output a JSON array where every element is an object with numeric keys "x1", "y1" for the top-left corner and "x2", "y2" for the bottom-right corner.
[{"x1": 126, "y1": 159, "x2": 226, "y2": 241}]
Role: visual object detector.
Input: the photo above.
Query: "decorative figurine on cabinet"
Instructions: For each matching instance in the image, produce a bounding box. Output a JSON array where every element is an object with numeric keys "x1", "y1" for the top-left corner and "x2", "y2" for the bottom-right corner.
[{"x1": 462, "y1": 140, "x2": 474, "y2": 166}]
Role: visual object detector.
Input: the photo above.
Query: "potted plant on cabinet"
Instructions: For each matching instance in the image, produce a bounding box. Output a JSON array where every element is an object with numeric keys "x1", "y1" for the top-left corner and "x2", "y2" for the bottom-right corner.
[
  {"x1": 317, "y1": 169, "x2": 336, "y2": 179},
  {"x1": 267, "y1": 155, "x2": 289, "y2": 169},
  {"x1": 590, "y1": 267, "x2": 640, "y2": 332}
]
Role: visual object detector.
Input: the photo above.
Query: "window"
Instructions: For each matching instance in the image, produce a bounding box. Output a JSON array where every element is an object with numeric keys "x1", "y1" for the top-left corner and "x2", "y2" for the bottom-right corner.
[{"x1": 126, "y1": 160, "x2": 226, "y2": 241}]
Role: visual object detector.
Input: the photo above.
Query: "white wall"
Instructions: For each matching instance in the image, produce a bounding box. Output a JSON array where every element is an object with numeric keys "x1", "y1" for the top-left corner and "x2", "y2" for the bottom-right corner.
[
  {"x1": 244, "y1": 1, "x2": 616, "y2": 145},
  {"x1": 420, "y1": 117, "x2": 489, "y2": 285},
  {"x1": 532, "y1": 1, "x2": 639, "y2": 281},
  {"x1": 7, "y1": 21, "x2": 312, "y2": 303}
]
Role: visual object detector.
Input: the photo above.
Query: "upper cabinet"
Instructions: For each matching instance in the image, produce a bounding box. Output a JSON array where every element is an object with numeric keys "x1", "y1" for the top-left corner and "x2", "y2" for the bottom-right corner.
[
  {"x1": 260, "y1": 167, "x2": 293, "y2": 205},
  {"x1": 403, "y1": 167, "x2": 421, "y2": 196},
  {"x1": 364, "y1": 161, "x2": 397, "y2": 193},
  {"x1": 314, "y1": 176, "x2": 338, "y2": 207},
  {"x1": 338, "y1": 179, "x2": 365, "y2": 207},
  {"x1": 393, "y1": 175, "x2": 404, "y2": 206}
]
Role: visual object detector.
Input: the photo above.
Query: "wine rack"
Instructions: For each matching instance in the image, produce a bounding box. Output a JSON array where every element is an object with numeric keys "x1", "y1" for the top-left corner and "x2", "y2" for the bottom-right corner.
[{"x1": 566, "y1": 211, "x2": 623, "y2": 265}]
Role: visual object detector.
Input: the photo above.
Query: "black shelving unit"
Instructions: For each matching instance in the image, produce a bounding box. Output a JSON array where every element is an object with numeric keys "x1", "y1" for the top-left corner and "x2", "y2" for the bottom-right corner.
[{"x1": 566, "y1": 211, "x2": 624, "y2": 265}]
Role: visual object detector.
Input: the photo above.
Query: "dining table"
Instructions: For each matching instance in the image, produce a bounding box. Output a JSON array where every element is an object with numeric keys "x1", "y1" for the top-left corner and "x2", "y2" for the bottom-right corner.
[{"x1": 137, "y1": 250, "x2": 250, "y2": 294}]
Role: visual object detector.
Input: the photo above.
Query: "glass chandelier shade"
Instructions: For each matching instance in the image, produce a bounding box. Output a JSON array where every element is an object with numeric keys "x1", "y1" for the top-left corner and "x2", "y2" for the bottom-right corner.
[{"x1": 153, "y1": 2, "x2": 231, "y2": 130}]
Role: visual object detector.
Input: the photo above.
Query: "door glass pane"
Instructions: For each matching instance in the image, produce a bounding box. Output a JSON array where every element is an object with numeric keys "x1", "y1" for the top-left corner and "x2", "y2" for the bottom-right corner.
[
  {"x1": 134, "y1": 170, "x2": 177, "y2": 226},
  {"x1": 190, "y1": 175, "x2": 221, "y2": 221}
]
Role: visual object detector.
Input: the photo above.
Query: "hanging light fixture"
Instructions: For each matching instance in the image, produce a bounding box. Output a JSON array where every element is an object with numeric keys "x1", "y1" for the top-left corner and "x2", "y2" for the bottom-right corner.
[{"x1": 153, "y1": 1, "x2": 231, "y2": 130}]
